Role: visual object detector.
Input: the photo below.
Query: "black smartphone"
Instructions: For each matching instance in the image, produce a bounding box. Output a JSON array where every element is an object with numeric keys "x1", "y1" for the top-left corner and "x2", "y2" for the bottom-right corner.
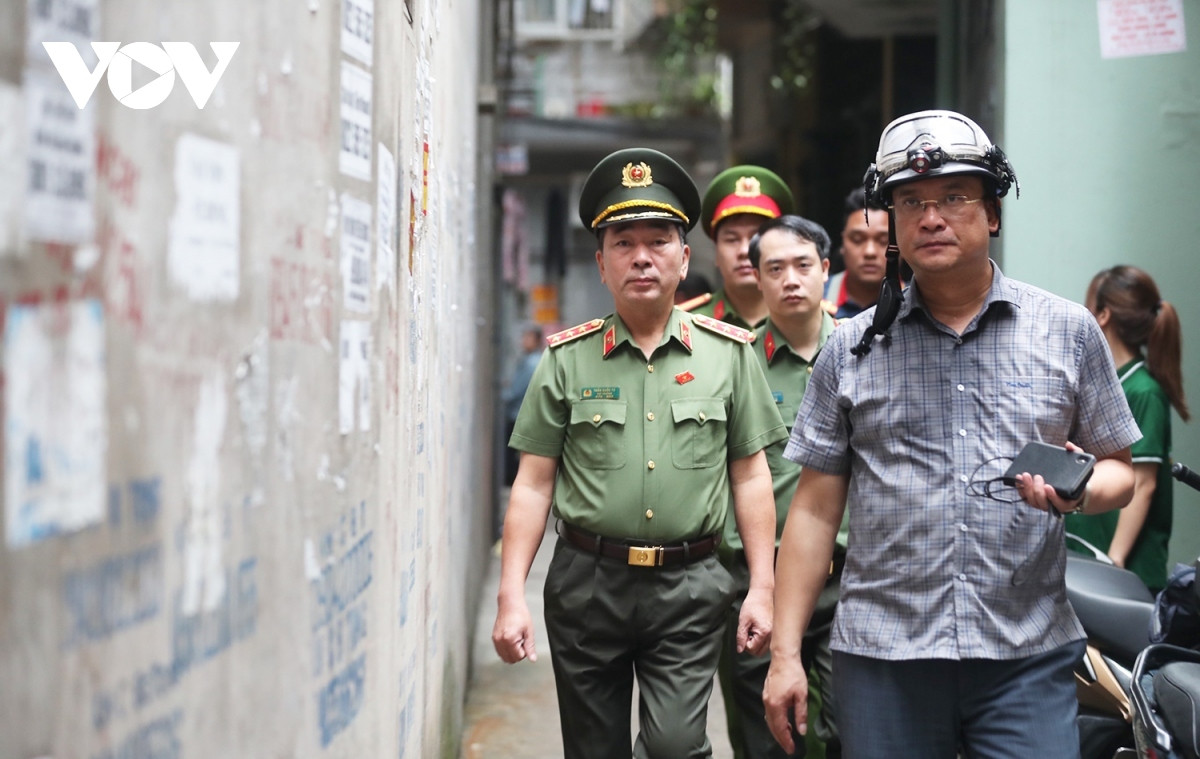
[{"x1": 1002, "y1": 442, "x2": 1096, "y2": 501}]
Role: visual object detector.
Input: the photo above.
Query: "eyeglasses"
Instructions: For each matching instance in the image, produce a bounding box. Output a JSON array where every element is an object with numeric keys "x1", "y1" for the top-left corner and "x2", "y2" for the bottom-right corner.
[{"x1": 889, "y1": 194, "x2": 984, "y2": 219}]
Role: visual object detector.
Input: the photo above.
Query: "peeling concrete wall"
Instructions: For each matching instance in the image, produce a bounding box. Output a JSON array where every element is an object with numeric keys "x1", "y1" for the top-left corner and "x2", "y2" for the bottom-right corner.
[{"x1": 0, "y1": 1, "x2": 494, "y2": 757}]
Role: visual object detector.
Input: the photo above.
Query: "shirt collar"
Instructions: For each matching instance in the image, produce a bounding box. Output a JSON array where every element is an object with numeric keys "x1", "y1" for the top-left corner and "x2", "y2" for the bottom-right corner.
[
  {"x1": 899, "y1": 259, "x2": 1020, "y2": 324},
  {"x1": 761, "y1": 312, "x2": 836, "y2": 364},
  {"x1": 603, "y1": 308, "x2": 694, "y2": 358}
]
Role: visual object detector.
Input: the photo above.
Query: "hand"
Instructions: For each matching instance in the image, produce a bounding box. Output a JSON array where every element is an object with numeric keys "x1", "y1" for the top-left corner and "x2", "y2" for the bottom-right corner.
[
  {"x1": 492, "y1": 594, "x2": 538, "y2": 664},
  {"x1": 1014, "y1": 441, "x2": 1085, "y2": 516},
  {"x1": 763, "y1": 652, "x2": 808, "y2": 754},
  {"x1": 737, "y1": 586, "x2": 774, "y2": 656}
]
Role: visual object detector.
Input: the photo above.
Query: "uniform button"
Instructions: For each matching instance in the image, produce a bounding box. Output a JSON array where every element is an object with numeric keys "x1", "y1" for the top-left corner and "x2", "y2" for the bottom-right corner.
[
  {"x1": 957, "y1": 384, "x2": 965, "y2": 392},
  {"x1": 960, "y1": 523, "x2": 968, "y2": 532},
  {"x1": 592, "y1": 414, "x2": 601, "y2": 423},
  {"x1": 647, "y1": 412, "x2": 655, "y2": 421},
  {"x1": 647, "y1": 364, "x2": 655, "y2": 373},
  {"x1": 958, "y1": 429, "x2": 967, "y2": 437},
  {"x1": 958, "y1": 573, "x2": 967, "y2": 581},
  {"x1": 647, "y1": 460, "x2": 656, "y2": 470},
  {"x1": 645, "y1": 509, "x2": 654, "y2": 519},
  {"x1": 960, "y1": 475, "x2": 969, "y2": 483},
  {"x1": 699, "y1": 412, "x2": 706, "y2": 421}
]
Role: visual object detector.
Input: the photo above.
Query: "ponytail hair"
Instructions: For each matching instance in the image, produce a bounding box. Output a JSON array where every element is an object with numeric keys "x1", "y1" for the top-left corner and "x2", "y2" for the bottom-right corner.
[{"x1": 1088, "y1": 265, "x2": 1190, "y2": 421}]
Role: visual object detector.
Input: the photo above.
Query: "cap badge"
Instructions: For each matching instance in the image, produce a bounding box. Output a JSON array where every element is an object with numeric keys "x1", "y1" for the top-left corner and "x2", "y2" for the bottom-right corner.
[
  {"x1": 622, "y1": 162, "x2": 654, "y2": 188},
  {"x1": 734, "y1": 176, "x2": 762, "y2": 197}
]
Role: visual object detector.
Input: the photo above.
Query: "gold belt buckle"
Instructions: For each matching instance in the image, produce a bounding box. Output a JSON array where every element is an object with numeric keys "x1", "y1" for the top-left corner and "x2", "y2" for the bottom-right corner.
[{"x1": 627, "y1": 545, "x2": 663, "y2": 567}]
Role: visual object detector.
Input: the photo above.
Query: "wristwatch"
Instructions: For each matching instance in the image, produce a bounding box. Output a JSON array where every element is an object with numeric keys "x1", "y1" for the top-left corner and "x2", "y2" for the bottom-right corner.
[{"x1": 1068, "y1": 484, "x2": 1091, "y2": 515}]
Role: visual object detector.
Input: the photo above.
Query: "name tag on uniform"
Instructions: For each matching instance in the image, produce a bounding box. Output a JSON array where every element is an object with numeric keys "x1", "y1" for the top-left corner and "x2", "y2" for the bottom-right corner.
[
  {"x1": 581, "y1": 386, "x2": 620, "y2": 400},
  {"x1": 773, "y1": 391, "x2": 784, "y2": 404}
]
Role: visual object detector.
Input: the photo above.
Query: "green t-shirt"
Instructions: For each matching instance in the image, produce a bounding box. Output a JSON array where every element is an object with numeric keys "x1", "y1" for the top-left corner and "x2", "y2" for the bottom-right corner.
[
  {"x1": 511, "y1": 308, "x2": 787, "y2": 542},
  {"x1": 1066, "y1": 358, "x2": 1172, "y2": 590}
]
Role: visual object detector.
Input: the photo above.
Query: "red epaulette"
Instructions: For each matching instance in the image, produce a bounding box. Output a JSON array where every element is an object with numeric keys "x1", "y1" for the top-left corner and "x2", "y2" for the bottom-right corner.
[
  {"x1": 691, "y1": 314, "x2": 755, "y2": 344},
  {"x1": 546, "y1": 318, "x2": 605, "y2": 348}
]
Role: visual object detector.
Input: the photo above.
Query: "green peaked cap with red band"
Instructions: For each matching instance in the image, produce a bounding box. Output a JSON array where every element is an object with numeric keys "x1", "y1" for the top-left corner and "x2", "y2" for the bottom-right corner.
[
  {"x1": 700, "y1": 165, "x2": 795, "y2": 239},
  {"x1": 578, "y1": 147, "x2": 701, "y2": 232}
]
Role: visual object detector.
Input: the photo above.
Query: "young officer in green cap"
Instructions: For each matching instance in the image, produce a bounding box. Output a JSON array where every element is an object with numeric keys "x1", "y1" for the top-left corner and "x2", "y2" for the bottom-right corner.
[
  {"x1": 691, "y1": 165, "x2": 795, "y2": 330},
  {"x1": 492, "y1": 147, "x2": 788, "y2": 759},
  {"x1": 719, "y1": 215, "x2": 844, "y2": 759}
]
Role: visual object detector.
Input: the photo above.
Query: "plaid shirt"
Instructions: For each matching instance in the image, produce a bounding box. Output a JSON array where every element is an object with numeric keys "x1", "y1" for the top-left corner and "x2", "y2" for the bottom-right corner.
[{"x1": 785, "y1": 263, "x2": 1140, "y2": 660}]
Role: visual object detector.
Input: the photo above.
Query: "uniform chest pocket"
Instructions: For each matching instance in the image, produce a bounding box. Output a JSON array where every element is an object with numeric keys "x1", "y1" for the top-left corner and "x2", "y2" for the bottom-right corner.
[
  {"x1": 568, "y1": 401, "x2": 627, "y2": 470},
  {"x1": 671, "y1": 398, "x2": 727, "y2": 469}
]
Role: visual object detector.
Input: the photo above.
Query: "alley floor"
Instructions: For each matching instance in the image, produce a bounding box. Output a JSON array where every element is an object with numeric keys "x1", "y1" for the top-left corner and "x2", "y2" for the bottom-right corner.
[{"x1": 459, "y1": 500, "x2": 735, "y2": 758}]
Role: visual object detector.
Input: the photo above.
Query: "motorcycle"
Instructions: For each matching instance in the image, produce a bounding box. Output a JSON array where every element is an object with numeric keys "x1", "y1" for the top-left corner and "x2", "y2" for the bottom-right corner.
[
  {"x1": 1124, "y1": 462, "x2": 1200, "y2": 759},
  {"x1": 1066, "y1": 532, "x2": 1156, "y2": 757}
]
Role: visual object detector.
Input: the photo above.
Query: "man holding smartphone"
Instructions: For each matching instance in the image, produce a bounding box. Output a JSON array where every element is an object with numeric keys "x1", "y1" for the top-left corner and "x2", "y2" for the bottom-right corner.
[{"x1": 763, "y1": 110, "x2": 1140, "y2": 758}]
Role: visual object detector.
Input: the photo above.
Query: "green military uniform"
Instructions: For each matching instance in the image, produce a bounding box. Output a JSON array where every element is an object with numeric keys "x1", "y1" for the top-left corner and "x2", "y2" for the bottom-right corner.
[
  {"x1": 509, "y1": 147, "x2": 788, "y2": 759},
  {"x1": 694, "y1": 167, "x2": 797, "y2": 332},
  {"x1": 716, "y1": 313, "x2": 845, "y2": 759},
  {"x1": 692, "y1": 289, "x2": 762, "y2": 331}
]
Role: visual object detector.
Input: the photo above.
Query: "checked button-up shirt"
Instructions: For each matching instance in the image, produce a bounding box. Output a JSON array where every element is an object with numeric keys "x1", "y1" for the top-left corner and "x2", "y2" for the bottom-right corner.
[{"x1": 785, "y1": 262, "x2": 1140, "y2": 661}]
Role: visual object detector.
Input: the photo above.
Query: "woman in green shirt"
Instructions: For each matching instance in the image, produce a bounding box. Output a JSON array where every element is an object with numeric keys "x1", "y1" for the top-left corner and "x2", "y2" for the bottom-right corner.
[{"x1": 1067, "y1": 265, "x2": 1191, "y2": 591}]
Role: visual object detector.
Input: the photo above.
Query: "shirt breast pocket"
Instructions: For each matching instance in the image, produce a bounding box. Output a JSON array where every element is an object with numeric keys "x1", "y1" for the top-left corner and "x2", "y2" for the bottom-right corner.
[
  {"x1": 671, "y1": 398, "x2": 728, "y2": 469},
  {"x1": 987, "y1": 376, "x2": 1072, "y2": 443},
  {"x1": 568, "y1": 401, "x2": 627, "y2": 469}
]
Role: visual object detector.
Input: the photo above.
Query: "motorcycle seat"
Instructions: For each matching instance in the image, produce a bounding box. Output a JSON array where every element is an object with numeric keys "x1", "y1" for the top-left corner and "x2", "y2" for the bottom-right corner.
[
  {"x1": 1154, "y1": 661, "x2": 1200, "y2": 759},
  {"x1": 1066, "y1": 554, "x2": 1155, "y2": 663}
]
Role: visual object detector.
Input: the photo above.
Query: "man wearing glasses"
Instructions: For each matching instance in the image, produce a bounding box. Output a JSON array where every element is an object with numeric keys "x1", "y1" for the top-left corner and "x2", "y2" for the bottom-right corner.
[{"x1": 763, "y1": 110, "x2": 1139, "y2": 758}]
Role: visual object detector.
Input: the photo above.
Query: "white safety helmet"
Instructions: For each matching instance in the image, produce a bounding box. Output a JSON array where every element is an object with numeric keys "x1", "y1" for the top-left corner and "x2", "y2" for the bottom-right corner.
[{"x1": 863, "y1": 110, "x2": 1018, "y2": 206}]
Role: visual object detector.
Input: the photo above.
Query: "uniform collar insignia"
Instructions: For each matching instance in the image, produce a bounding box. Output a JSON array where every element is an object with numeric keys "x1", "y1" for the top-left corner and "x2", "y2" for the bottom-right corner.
[
  {"x1": 602, "y1": 325, "x2": 617, "y2": 357},
  {"x1": 764, "y1": 329, "x2": 777, "y2": 362},
  {"x1": 680, "y1": 319, "x2": 693, "y2": 352}
]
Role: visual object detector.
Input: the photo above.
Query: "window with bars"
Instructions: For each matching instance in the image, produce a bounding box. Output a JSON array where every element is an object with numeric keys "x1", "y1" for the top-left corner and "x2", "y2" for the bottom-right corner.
[{"x1": 516, "y1": 0, "x2": 615, "y2": 36}]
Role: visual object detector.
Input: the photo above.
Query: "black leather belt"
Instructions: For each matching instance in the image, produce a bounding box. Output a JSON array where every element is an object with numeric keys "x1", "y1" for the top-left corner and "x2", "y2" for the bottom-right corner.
[{"x1": 558, "y1": 521, "x2": 720, "y2": 567}]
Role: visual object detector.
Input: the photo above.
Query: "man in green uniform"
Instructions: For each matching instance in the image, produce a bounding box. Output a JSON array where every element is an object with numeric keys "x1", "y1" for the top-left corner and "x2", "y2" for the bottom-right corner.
[
  {"x1": 492, "y1": 147, "x2": 788, "y2": 759},
  {"x1": 692, "y1": 166, "x2": 795, "y2": 329},
  {"x1": 718, "y1": 215, "x2": 843, "y2": 759}
]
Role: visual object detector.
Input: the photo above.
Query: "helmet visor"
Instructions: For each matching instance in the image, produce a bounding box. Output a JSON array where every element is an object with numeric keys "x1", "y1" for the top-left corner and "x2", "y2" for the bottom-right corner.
[{"x1": 875, "y1": 111, "x2": 992, "y2": 179}]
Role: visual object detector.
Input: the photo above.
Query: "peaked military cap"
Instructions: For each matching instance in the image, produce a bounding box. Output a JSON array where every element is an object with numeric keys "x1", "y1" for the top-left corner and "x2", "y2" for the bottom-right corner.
[
  {"x1": 578, "y1": 148, "x2": 701, "y2": 232},
  {"x1": 700, "y1": 165, "x2": 795, "y2": 239}
]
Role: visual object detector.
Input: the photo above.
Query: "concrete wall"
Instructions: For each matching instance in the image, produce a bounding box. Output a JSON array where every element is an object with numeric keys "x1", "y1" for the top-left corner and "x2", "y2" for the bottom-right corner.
[
  {"x1": 1001, "y1": 0, "x2": 1200, "y2": 564},
  {"x1": 0, "y1": 1, "x2": 494, "y2": 757}
]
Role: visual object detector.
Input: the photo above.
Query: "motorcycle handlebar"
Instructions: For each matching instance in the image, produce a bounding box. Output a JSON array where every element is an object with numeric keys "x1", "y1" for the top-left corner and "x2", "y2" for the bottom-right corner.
[{"x1": 1172, "y1": 462, "x2": 1200, "y2": 492}]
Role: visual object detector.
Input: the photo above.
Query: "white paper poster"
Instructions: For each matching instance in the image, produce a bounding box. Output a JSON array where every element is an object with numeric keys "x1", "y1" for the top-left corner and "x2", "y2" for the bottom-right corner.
[
  {"x1": 376, "y1": 144, "x2": 397, "y2": 292},
  {"x1": 339, "y1": 320, "x2": 371, "y2": 435},
  {"x1": 1098, "y1": 0, "x2": 1187, "y2": 58},
  {"x1": 24, "y1": 67, "x2": 95, "y2": 244},
  {"x1": 339, "y1": 61, "x2": 372, "y2": 181},
  {"x1": 341, "y1": 0, "x2": 375, "y2": 66},
  {"x1": 0, "y1": 82, "x2": 24, "y2": 256},
  {"x1": 168, "y1": 133, "x2": 241, "y2": 301},
  {"x1": 26, "y1": 0, "x2": 99, "y2": 64},
  {"x1": 4, "y1": 299, "x2": 107, "y2": 548},
  {"x1": 181, "y1": 371, "x2": 228, "y2": 615},
  {"x1": 340, "y1": 193, "x2": 372, "y2": 313}
]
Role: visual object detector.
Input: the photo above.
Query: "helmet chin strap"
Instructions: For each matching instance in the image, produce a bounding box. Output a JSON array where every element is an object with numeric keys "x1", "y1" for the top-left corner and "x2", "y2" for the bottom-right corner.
[{"x1": 850, "y1": 207, "x2": 903, "y2": 357}]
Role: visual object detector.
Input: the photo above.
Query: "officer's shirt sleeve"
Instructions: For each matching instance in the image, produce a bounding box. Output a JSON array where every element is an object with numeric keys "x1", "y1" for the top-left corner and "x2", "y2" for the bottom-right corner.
[{"x1": 508, "y1": 347, "x2": 567, "y2": 458}]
